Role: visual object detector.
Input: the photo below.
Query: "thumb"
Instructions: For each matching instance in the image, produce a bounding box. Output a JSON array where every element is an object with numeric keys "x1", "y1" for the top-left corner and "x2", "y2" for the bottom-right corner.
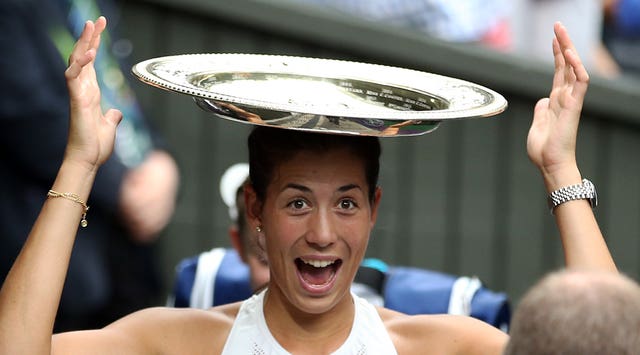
[
  {"x1": 531, "y1": 98, "x2": 550, "y2": 128},
  {"x1": 104, "y1": 109, "x2": 123, "y2": 126},
  {"x1": 534, "y1": 98, "x2": 550, "y2": 115}
]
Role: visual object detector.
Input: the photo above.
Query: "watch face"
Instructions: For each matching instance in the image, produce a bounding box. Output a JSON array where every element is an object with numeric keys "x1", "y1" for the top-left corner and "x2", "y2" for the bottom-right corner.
[{"x1": 584, "y1": 179, "x2": 598, "y2": 208}]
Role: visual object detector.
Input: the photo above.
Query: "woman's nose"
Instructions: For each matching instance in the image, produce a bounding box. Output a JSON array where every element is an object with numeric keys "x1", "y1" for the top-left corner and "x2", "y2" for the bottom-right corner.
[{"x1": 305, "y1": 209, "x2": 337, "y2": 248}]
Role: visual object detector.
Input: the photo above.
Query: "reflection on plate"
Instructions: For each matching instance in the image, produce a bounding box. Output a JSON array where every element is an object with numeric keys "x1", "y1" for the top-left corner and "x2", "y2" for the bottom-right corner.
[{"x1": 132, "y1": 53, "x2": 507, "y2": 137}]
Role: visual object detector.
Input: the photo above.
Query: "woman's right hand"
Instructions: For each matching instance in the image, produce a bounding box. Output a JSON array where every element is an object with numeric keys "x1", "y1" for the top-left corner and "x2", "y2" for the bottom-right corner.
[{"x1": 64, "y1": 16, "x2": 122, "y2": 173}]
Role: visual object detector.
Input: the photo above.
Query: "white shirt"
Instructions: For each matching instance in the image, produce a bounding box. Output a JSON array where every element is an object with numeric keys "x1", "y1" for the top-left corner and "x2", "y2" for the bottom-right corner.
[{"x1": 221, "y1": 289, "x2": 398, "y2": 354}]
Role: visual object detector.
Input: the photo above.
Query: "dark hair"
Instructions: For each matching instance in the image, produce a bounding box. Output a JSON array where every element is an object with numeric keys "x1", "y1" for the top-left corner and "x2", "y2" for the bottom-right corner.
[
  {"x1": 248, "y1": 126, "x2": 381, "y2": 204},
  {"x1": 234, "y1": 181, "x2": 249, "y2": 248}
]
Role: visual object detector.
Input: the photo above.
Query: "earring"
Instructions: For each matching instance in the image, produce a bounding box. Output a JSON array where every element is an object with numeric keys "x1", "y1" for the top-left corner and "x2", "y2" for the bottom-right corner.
[{"x1": 256, "y1": 225, "x2": 262, "y2": 233}]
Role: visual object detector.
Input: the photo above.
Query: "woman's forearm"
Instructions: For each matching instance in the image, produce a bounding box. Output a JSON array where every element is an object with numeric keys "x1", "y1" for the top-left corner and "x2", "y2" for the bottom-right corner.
[
  {"x1": 543, "y1": 166, "x2": 617, "y2": 271},
  {"x1": 0, "y1": 161, "x2": 97, "y2": 354}
]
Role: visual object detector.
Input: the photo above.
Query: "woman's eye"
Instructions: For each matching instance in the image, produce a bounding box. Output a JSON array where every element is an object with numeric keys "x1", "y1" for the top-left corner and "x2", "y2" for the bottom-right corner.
[
  {"x1": 288, "y1": 199, "x2": 308, "y2": 210},
  {"x1": 339, "y1": 199, "x2": 357, "y2": 210}
]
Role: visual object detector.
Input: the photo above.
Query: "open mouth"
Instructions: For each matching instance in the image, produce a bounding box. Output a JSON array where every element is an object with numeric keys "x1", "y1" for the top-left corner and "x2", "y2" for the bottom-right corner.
[{"x1": 295, "y1": 257, "x2": 342, "y2": 291}]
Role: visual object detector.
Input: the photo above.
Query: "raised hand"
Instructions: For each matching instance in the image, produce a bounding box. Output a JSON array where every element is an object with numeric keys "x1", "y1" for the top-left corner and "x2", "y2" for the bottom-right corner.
[
  {"x1": 526, "y1": 23, "x2": 616, "y2": 272},
  {"x1": 0, "y1": 18, "x2": 125, "y2": 353},
  {"x1": 526, "y1": 22, "x2": 589, "y2": 191},
  {"x1": 64, "y1": 16, "x2": 122, "y2": 172}
]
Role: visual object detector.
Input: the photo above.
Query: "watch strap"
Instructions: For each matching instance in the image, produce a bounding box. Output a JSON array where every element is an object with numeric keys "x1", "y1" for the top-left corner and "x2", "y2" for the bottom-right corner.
[{"x1": 547, "y1": 178, "x2": 597, "y2": 214}]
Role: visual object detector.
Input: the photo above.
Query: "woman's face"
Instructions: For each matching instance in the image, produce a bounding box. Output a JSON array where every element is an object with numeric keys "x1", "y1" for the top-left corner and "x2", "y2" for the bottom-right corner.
[{"x1": 249, "y1": 147, "x2": 381, "y2": 314}]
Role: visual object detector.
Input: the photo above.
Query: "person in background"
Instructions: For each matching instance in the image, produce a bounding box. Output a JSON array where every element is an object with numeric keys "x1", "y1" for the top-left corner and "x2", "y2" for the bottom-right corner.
[
  {"x1": 510, "y1": 0, "x2": 621, "y2": 78},
  {"x1": 167, "y1": 163, "x2": 269, "y2": 309},
  {"x1": 504, "y1": 269, "x2": 640, "y2": 355},
  {"x1": 292, "y1": 0, "x2": 512, "y2": 51},
  {"x1": 602, "y1": 0, "x2": 640, "y2": 79},
  {"x1": 0, "y1": 0, "x2": 179, "y2": 331}
]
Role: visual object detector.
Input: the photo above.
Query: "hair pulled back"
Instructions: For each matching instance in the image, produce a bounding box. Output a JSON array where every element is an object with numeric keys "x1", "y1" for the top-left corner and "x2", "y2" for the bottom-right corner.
[{"x1": 248, "y1": 126, "x2": 381, "y2": 204}]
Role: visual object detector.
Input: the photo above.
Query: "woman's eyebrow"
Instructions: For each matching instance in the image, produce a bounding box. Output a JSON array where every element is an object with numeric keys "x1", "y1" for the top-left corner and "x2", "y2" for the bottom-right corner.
[
  {"x1": 338, "y1": 184, "x2": 361, "y2": 193},
  {"x1": 283, "y1": 183, "x2": 311, "y2": 193},
  {"x1": 281, "y1": 183, "x2": 361, "y2": 193}
]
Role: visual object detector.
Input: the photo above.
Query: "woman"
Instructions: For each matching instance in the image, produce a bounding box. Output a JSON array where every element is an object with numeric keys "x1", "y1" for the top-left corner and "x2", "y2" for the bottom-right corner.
[{"x1": 0, "y1": 17, "x2": 616, "y2": 354}]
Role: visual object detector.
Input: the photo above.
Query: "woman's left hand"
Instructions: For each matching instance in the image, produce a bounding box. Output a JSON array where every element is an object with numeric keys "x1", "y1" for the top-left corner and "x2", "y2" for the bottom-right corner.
[{"x1": 526, "y1": 22, "x2": 589, "y2": 191}]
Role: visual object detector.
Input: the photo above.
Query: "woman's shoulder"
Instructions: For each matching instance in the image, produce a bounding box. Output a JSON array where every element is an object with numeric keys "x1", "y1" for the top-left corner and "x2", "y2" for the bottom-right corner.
[
  {"x1": 377, "y1": 307, "x2": 508, "y2": 355},
  {"x1": 113, "y1": 303, "x2": 242, "y2": 353},
  {"x1": 114, "y1": 302, "x2": 241, "y2": 327},
  {"x1": 53, "y1": 303, "x2": 243, "y2": 355}
]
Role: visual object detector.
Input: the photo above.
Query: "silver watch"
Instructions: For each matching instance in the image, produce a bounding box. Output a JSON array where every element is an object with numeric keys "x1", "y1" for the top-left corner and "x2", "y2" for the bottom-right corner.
[{"x1": 547, "y1": 178, "x2": 598, "y2": 214}]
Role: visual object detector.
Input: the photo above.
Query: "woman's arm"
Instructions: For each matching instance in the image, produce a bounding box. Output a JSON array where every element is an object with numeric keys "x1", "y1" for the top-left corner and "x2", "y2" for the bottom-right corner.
[
  {"x1": 0, "y1": 17, "x2": 123, "y2": 354},
  {"x1": 527, "y1": 22, "x2": 616, "y2": 271}
]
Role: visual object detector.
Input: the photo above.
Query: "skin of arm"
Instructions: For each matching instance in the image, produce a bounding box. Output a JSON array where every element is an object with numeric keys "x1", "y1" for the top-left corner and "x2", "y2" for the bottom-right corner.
[
  {"x1": 0, "y1": 17, "x2": 121, "y2": 353},
  {"x1": 0, "y1": 17, "x2": 235, "y2": 355},
  {"x1": 382, "y1": 309, "x2": 508, "y2": 355},
  {"x1": 51, "y1": 305, "x2": 236, "y2": 355},
  {"x1": 381, "y1": 22, "x2": 617, "y2": 355}
]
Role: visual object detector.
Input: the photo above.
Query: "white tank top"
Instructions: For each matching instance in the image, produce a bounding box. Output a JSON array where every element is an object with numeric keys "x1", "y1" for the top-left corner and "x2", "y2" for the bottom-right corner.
[{"x1": 221, "y1": 290, "x2": 398, "y2": 354}]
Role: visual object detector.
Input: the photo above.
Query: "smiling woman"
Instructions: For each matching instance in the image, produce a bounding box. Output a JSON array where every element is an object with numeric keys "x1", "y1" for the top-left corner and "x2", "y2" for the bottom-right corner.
[
  {"x1": 232, "y1": 130, "x2": 392, "y2": 353},
  {"x1": 244, "y1": 129, "x2": 382, "y2": 317}
]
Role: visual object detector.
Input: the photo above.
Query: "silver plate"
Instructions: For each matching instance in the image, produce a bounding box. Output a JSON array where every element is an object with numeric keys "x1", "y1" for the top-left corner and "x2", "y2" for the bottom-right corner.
[{"x1": 132, "y1": 53, "x2": 507, "y2": 137}]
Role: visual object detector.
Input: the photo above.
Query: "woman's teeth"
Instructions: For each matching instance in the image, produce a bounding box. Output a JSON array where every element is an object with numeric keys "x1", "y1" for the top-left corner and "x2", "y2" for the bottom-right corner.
[{"x1": 302, "y1": 259, "x2": 335, "y2": 268}]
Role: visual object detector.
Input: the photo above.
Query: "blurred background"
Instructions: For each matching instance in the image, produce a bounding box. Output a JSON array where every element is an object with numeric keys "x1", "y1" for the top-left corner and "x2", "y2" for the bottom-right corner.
[{"x1": 116, "y1": 0, "x2": 640, "y2": 306}]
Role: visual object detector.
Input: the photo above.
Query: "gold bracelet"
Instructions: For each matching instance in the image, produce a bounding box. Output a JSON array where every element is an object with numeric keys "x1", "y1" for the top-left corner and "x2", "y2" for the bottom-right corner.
[{"x1": 47, "y1": 190, "x2": 90, "y2": 227}]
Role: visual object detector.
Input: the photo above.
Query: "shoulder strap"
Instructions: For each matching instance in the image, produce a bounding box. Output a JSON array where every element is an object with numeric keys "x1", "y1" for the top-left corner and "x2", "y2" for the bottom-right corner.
[
  {"x1": 190, "y1": 248, "x2": 227, "y2": 309},
  {"x1": 447, "y1": 276, "x2": 482, "y2": 316}
]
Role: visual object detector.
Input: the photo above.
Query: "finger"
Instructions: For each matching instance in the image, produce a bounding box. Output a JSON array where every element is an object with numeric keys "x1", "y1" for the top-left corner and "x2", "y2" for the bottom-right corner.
[
  {"x1": 552, "y1": 37, "x2": 562, "y2": 68},
  {"x1": 534, "y1": 97, "x2": 550, "y2": 115},
  {"x1": 554, "y1": 22, "x2": 579, "y2": 59},
  {"x1": 532, "y1": 97, "x2": 551, "y2": 127},
  {"x1": 528, "y1": 98, "x2": 550, "y2": 162},
  {"x1": 90, "y1": 16, "x2": 107, "y2": 52},
  {"x1": 68, "y1": 20, "x2": 95, "y2": 66},
  {"x1": 564, "y1": 48, "x2": 590, "y2": 101},
  {"x1": 104, "y1": 108, "x2": 124, "y2": 126},
  {"x1": 64, "y1": 49, "x2": 96, "y2": 80},
  {"x1": 554, "y1": 22, "x2": 579, "y2": 84},
  {"x1": 551, "y1": 37, "x2": 565, "y2": 89},
  {"x1": 549, "y1": 38, "x2": 564, "y2": 113}
]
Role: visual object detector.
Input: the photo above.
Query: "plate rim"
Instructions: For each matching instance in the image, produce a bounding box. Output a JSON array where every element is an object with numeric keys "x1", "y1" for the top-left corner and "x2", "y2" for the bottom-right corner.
[{"x1": 131, "y1": 53, "x2": 508, "y2": 121}]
